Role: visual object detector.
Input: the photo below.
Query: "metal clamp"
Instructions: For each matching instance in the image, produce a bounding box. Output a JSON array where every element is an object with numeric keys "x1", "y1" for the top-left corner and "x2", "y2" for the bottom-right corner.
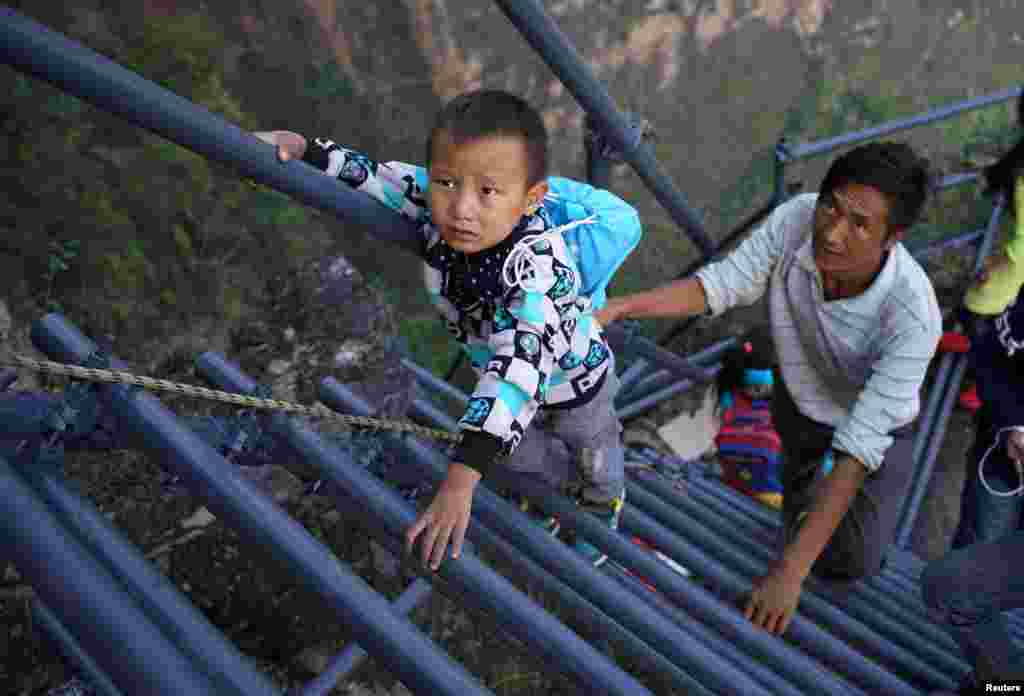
[{"x1": 585, "y1": 111, "x2": 653, "y2": 162}]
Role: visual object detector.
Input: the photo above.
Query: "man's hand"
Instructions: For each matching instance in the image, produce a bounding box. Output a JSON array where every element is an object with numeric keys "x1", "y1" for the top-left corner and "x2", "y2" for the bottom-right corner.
[
  {"x1": 1008, "y1": 428, "x2": 1024, "y2": 464},
  {"x1": 405, "y1": 462, "x2": 481, "y2": 570},
  {"x1": 744, "y1": 558, "x2": 808, "y2": 636},
  {"x1": 253, "y1": 130, "x2": 308, "y2": 162},
  {"x1": 595, "y1": 297, "x2": 629, "y2": 327}
]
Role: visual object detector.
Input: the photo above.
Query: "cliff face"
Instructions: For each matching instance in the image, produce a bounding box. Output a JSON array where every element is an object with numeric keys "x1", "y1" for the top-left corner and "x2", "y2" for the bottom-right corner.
[{"x1": 3, "y1": 1, "x2": 1022, "y2": 371}]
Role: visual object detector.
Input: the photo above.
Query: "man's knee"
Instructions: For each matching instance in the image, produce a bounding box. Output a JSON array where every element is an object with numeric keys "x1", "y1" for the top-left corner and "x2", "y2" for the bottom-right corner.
[
  {"x1": 810, "y1": 523, "x2": 885, "y2": 582},
  {"x1": 921, "y1": 554, "x2": 965, "y2": 615}
]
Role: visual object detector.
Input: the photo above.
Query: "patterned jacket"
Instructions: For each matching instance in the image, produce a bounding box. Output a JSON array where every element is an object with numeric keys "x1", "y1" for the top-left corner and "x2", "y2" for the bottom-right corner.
[{"x1": 302, "y1": 137, "x2": 635, "y2": 473}]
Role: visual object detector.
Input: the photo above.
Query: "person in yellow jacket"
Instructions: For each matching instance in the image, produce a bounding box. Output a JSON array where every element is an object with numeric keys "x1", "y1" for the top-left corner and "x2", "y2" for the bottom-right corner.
[{"x1": 963, "y1": 92, "x2": 1024, "y2": 316}]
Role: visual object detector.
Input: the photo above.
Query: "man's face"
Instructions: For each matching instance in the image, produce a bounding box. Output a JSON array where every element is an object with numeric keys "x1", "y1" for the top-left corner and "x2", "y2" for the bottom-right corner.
[
  {"x1": 428, "y1": 130, "x2": 547, "y2": 255},
  {"x1": 813, "y1": 182, "x2": 900, "y2": 278}
]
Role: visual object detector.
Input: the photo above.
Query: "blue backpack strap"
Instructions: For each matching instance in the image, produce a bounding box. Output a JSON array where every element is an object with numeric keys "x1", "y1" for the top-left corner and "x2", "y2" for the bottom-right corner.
[{"x1": 543, "y1": 177, "x2": 642, "y2": 309}]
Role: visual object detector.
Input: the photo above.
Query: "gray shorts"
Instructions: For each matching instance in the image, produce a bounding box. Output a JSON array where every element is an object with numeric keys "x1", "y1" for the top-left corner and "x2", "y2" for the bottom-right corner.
[{"x1": 501, "y1": 365, "x2": 625, "y2": 504}]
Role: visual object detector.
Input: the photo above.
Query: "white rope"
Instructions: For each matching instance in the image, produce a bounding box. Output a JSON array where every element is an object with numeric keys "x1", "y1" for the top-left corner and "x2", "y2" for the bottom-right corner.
[
  {"x1": 978, "y1": 425, "x2": 1024, "y2": 498},
  {"x1": 502, "y1": 215, "x2": 596, "y2": 293}
]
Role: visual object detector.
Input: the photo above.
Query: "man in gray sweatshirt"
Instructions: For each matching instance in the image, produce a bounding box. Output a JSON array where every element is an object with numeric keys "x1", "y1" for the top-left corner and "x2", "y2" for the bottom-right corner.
[{"x1": 598, "y1": 142, "x2": 941, "y2": 636}]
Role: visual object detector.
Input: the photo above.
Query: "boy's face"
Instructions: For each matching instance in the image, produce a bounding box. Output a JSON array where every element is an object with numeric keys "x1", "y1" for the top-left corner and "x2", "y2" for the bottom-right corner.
[{"x1": 428, "y1": 130, "x2": 548, "y2": 254}]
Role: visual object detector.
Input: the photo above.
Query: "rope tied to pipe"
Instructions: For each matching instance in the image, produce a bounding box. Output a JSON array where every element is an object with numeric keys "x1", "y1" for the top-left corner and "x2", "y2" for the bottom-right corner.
[{"x1": 0, "y1": 353, "x2": 464, "y2": 444}]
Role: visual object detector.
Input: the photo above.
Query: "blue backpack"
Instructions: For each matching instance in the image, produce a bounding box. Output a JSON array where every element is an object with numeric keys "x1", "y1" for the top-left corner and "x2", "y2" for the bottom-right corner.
[{"x1": 541, "y1": 177, "x2": 642, "y2": 310}]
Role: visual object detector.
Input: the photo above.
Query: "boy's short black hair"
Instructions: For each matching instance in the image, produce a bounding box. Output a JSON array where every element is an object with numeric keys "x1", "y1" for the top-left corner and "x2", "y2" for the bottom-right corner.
[
  {"x1": 426, "y1": 89, "x2": 549, "y2": 188},
  {"x1": 819, "y1": 142, "x2": 932, "y2": 232}
]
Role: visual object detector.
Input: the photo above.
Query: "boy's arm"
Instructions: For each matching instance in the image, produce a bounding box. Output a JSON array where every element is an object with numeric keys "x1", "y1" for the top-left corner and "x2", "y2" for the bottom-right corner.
[
  {"x1": 452, "y1": 289, "x2": 560, "y2": 477},
  {"x1": 254, "y1": 130, "x2": 431, "y2": 226},
  {"x1": 405, "y1": 287, "x2": 559, "y2": 570},
  {"x1": 301, "y1": 136, "x2": 431, "y2": 226}
]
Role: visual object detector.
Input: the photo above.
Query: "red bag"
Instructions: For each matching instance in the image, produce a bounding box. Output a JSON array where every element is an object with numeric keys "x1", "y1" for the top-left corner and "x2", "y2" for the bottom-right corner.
[{"x1": 714, "y1": 391, "x2": 783, "y2": 508}]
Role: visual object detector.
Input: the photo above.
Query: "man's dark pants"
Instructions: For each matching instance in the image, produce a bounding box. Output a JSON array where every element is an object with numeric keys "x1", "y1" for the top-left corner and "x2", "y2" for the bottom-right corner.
[{"x1": 771, "y1": 375, "x2": 916, "y2": 581}]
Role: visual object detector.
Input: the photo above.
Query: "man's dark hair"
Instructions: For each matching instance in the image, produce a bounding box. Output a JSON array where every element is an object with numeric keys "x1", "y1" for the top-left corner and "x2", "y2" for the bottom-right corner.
[
  {"x1": 983, "y1": 92, "x2": 1024, "y2": 201},
  {"x1": 819, "y1": 141, "x2": 932, "y2": 232},
  {"x1": 426, "y1": 89, "x2": 549, "y2": 188}
]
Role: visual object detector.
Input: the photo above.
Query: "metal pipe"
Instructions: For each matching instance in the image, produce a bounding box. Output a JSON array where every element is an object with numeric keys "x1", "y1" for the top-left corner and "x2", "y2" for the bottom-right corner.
[
  {"x1": 583, "y1": 113, "x2": 614, "y2": 190},
  {"x1": 897, "y1": 192, "x2": 1007, "y2": 548},
  {"x1": 615, "y1": 365, "x2": 720, "y2": 421},
  {"x1": 462, "y1": 511, "x2": 712, "y2": 695},
  {"x1": 906, "y1": 227, "x2": 985, "y2": 261},
  {"x1": 894, "y1": 353, "x2": 955, "y2": 546},
  {"x1": 771, "y1": 139, "x2": 792, "y2": 207},
  {"x1": 30, "y1": 315, "x2": 488, "y2": 696},
  {"x1": 604, "y1": 323, "x2": 716, "y2": 383},
  {"x1": 491, "y1": 0, "x2": 714, "y2": 257},
  {"x1": 668, "y1": 476, "x2": 780, "y2": 549},
  {"x1": 658, "y1": 473, "x2": 961, "y2": 650},
  {"x1": 617, "y1": 361, "x2": 721, "y2": 414},
  {"x1": 935, "y1": 172, "x2": 981, "y2": 190},
  {"x1": 0, "y1": 367, "x2": 17, "y2": 391},
  {"x1": 602, "y1": 564, "x2": 816, "y2": 696},
  {"x1": 483, "y1": 470, "x2": 874, "y2": 695},
  {"x1": 688, "y1": 469, "x2": 783, "y2": 530},
  {"x1": 0, "y1": 391, "x2": 58, "y2": 438},
  {"x1": 898, "y1": 355, "x2": 970, "y2": 549},
  {"x1": 409, "y1": 396, "x2": 460, "y2": 433},
  {"x1": 0, "y1": 456, "x2": 221, "y2": 695},
  {"x1": 401, "y1": 358, "x2": 469, "y2": 407},
  {"x1": 299, "y1": 579, "x2": 433, "y2": 696},
  {"x1": 31, "y1": 598, "x2": 125, "y2": 696},
  {"x1": 0, "y1": 8, "x2": 422, "y2": 255},
  {"x1": 12, "y1": 462, "x2": 280, "y2": 696},
  {"x1": 317, "y1": 376, "x2": 798, "y2": 696},
  {"x1": 618, "y1": 506, "x2": 951, "y2": 694},
  {"x1": 627, "y1": 472, "x2": 968, "y2": 665},
  {"x1": 196, "y1": 354, "x2": 655, "y2": 696},
  {"x1": 614, "y1": 359, "x2": 652, "y2": 398},
  {"x1": 618, "y1": 338, "x2": 735, "y2": 404},
  {"x1": 318, "y1": 409, "x2": 715, "y2": 696},
  {"x1": 788, "y1": 86, "x2": 1024, "y2": 160},
  {"x1": 624, "y1": 480, "x2": 968, "y2": 684}
]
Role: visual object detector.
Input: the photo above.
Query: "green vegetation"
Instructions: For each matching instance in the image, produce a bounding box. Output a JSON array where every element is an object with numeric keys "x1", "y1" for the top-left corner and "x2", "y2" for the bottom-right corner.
[
  {"x1": 79, "y1": 188, "x2": 134, "y2": 230},
  {"x1": 42, "y1": 239, "x2": 80, "y2": 313},
  {"x1": 398, "y1": 316, "x2": 460, "y2": 378},
  {"x1": 718, "y1": 70, "x2": 1020, "y2": 245},
  {"x1": 303, "y1": 61, "x2": 354, "y2": 100},
  {"x1": 221, "y1": 285, "x2": 244, "y2": 322},
  {"x1": 124, "y1": 13, "x2": 252, "y2": 128}
]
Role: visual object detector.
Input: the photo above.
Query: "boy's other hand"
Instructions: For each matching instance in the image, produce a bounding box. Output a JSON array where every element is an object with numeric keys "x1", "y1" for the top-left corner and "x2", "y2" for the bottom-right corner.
[
  {"x1": 405, "y1": 462, "x2": 481, "y2": 570},
  {"x1": 253, "y1": 130, "x2": 308, "y2": 162}
]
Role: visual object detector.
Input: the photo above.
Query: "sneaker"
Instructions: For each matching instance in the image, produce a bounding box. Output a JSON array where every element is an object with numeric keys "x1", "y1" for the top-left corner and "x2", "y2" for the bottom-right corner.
[
  {"x1": 515, "y1": 496, "x2": 560, "y2": 536},
  {"x1": 573, "y1": 490, "x2": 625, "y2": 567}
]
